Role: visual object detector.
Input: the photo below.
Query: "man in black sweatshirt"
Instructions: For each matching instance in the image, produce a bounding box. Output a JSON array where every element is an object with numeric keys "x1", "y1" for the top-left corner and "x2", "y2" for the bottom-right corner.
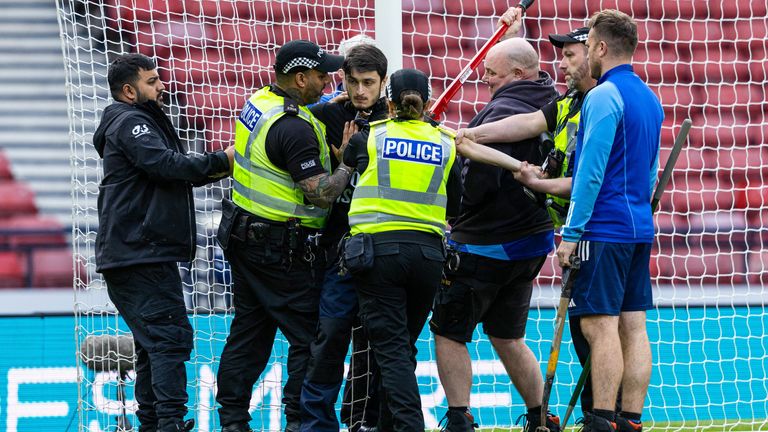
[
  {"x1": 93, "y1": 53, "x2": 232, "y2": 432},
  {"x1": 429, "y1": 38, "x2": 561, "y2": 432}
]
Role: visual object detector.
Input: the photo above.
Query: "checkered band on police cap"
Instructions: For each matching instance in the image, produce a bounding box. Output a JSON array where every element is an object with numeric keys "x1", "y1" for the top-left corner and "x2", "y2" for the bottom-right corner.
[
  {"x1": 281, "y1": 57, "x2": 320, "y2": 74},
  {"x1": 274, "y1": 40, "x2": 344, "y2": 74}
]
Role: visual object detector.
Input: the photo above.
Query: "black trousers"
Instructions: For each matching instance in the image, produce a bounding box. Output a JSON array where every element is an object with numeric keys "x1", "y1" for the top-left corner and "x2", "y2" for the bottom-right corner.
[
  {"x1": 102, "y1": 262, "x2": 193, "y2": 432},
  {"x1": 216, "y1": 231, "x2": 323, "y2": 426},
  {"x1": 352, "y1": 238, "x2": 444, "y2": 432}
]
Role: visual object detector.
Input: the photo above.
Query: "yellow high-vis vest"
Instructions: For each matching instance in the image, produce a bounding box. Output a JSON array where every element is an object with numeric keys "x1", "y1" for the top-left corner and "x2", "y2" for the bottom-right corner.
[
  {"x1": 232, "y1": 86, "x2": 330, "y2": 229},
  {"x1": 349, "y1": 119, "x2": 455, "y2": 236},
  {"x1": 548, "y1": 92, "x2": 581, "y2": 227}
]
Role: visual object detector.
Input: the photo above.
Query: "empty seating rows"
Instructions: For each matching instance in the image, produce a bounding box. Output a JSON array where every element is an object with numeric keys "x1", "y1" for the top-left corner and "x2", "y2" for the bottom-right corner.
[{"x1": 0, "y1": 151, "x2": 75, "y2": 288}]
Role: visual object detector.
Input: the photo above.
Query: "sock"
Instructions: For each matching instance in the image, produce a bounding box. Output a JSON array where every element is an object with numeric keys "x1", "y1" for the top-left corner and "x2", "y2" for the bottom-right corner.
[
  {"x1": 527, "y1": 405, "x2": 542, "y2": 417},
  {"x1": 449, "y1": 406, "x2": 469, "y2": 413},
  {"x1": 593, "y1": 409, "x2": 616, "y2": 422},
  {"x1": 619, "y1": 411, "x2": 642, "y2": 423}
]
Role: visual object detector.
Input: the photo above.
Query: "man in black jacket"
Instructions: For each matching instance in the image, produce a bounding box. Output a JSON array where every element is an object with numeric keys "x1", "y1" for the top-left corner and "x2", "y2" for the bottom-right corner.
[
  {"x1": 93, "y1": 53, "x2": 233, "y2": 432},
  {"x1": 299, "y1": 43, "x2": 389, "y2": 432},
  {"x1": 428, "y1": 38, "x2": 561, "y2": 432}
]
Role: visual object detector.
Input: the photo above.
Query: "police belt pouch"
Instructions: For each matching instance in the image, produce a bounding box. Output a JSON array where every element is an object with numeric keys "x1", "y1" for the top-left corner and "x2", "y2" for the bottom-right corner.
[
  {"x1": 216, "y1": 198, "x2": 240, "y2": 250},
  {"x1": 343, "y1": 233, "x2": 374, "y2": 274}
]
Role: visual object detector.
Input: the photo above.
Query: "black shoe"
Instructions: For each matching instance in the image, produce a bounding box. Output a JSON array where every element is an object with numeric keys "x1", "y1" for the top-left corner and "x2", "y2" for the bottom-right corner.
[
  {"x1": 438, "y1": 409, "x2": 478, "y2": 431},
  {"x1": 614, "y1": 416, "x2": 642, "y2": 432},
  {"x1": 358, "y1": 426, "x2": 379, "y2": 432},
  {"x1": 221, "y1": 422, "x2": 252, "y2": 432},
  {"x1": 284, "y1": 420, "x2": 300, "y2": 432},
  {"x1": 518, "y1": 411, "x2": 561, "y2": 432},
  {"x1": 159, "y1": 418, "x2": 194, "y2": 432},
  {"x1": 579, "y1": 412, "x2": 617, "y2": 432}
]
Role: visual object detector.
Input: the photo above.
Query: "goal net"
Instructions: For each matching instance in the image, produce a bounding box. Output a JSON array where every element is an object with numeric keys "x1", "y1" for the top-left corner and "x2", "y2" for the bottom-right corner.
[{"x1": 57, "y1": 0, "x2": 768, "y2": 430}]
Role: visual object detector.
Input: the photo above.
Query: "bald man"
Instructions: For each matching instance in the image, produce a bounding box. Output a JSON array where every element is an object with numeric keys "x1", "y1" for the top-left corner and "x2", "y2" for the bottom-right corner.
[{"x1": 430, "y1": 38, "x2": 561, "y2": 432}]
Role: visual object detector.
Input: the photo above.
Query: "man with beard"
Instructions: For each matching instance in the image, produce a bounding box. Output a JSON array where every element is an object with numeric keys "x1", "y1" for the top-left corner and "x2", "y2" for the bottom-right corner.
[
  {"x1": 429, "y1": 38, "x2": 560, "y2": 432},
  {"x1": 299, "y1": 43, "x2": 390, "y2": 432},
  {"x1": 93, "y1": 53, "x2": 233, "y2": 432},
  {"x1": 215, "y1": 40, "x2": 353, "y2": 432}
]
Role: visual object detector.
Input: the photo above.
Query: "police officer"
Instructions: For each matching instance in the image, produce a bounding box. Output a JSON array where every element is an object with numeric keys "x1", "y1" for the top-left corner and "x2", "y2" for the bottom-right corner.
[
  {"x1": 93, "y1": 53, "x2": 233, "y2": 432},
  {"x1": 215, "y1": 40, "x2": 353, "y2": 432},
  {"x1": 342, "y1": 68, "x2": 462, "y2": 432}
]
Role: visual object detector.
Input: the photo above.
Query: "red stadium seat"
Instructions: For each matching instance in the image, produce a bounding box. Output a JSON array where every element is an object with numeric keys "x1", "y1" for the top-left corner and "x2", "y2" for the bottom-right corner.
[
  {"x1": 444, "y1": 1, "x2": 502, "y2": 17},
  {"x1": 0, "y1": 252, "x2": 24, "y2": 288},
  {"x1": 689, "y1": 45, "x2": 749, "y2": 84},
  {"x1": 530, "y1": 2, "x2": 588, "y2": 20},
  {"x1": 647, "y1": 0, "x2": 696, "y2": 20},
  {"x1": 29, "y1": 249, "x2": 75, "y2": 288},
  {"x1": 0, "y1": 181, "x2": 37, "y2": 218},
  {"x1": 634, "y1": 44, "x2": 692, "y2": 85},
  {"x1": 0, "y1": 215, "x2": 66, "y2": 248},
  {"x1": 665, "y1": 175, "x2": 734, "y2": 214},
  {"x1": 0, "y1": 151, "x2": 12, "y2": 181},
  {"x1": 653, "y1": 244, "x2": 747, "y2": 285},
  {"x1": 202, "y1": 117, "x2": 236, "y2": 152},
  {"x1": 700, "y1": 84, "x2": 765, "y2": 118},
  {"x1": 648, "y1": 83, "x2": 704, "y2": 121},
  {"x1": 717, "y1": 146, "x2": 768, "y2": 184},
  {"x1": 403, "y1": 0, "x2": 446, "y2": 14},
  {"x1": 186, "y1": 84, "x2": 249, "y2": 123}
]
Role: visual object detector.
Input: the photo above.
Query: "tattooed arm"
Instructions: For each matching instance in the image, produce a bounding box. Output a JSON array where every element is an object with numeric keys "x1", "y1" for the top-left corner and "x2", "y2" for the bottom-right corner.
[{"x1": 298, "y1": 165, "x2": 353, "y2": 208}]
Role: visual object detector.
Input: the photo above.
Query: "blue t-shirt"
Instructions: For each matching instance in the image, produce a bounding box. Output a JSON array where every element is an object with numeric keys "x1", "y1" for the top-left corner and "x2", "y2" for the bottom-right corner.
[
  {"x1": 562, "y1": 64, "x2": 663, "y2": 244},
  {"x1": 450, "y1": 230, "x2": 554, "y2": 261}
]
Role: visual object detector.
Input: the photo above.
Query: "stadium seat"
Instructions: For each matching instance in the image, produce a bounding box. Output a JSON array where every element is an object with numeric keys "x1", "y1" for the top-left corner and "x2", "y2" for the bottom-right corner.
[
  {"x1": 0, "y1": 215, "x2": 67, "y2": 248},
  {"x1": 700, "y1": 84, "x2": 765, "y2": 118},
  {"x1": 203, "y1": 117, "x2": 236, "y2": 152},
  {"x1": 0, "y1": 151, "x2": 12, "y2": 181},
  {"x1": 634, "y1": 44, "x2": 692, "y2": 84},
  {"x1": 666, "y1": 175, "x2": 734, "y2": 214},
  {"x1": 134, "y1": 20, "x2": 211, "y2": 59},
  {"x1": 531, "y1": 2, "x2": 588, "y2": 20},
  {"x1": 654, "y1": 244, "x2": 747, "y2": 285},
  {"x1": 747, "y1": 248, "x2": 768, "y2": 284},
  {"x1": 0, "y1": 252, "x2": 24, "y2": 288},
  {"x1": 717, "y1": 146, "x2": 768, "y2": 184},
  {"x1": 444, "y1": 1, "x2": 502, "y2": 17},
  {"x1": 29, "y1": 249, "x2": 75, "y2": 288},
  {"x1": 649, "y1": 83, "x2": 704, "y2": 120},
  {"x1": 403, "y1": 0, "x2": 446, "y2": 14},
  {"x1": 647, "y1": 0, "x2": 696, "y2": 20},
  {"x1": 186, "y1": 84, "x2": 248, "y2": 124},
  {"x1": 694, "y1": 111, "x2": 754, "y2": 149},
  {"x1": 0, "y1": 181, "x2": 37, "y2": 218}
]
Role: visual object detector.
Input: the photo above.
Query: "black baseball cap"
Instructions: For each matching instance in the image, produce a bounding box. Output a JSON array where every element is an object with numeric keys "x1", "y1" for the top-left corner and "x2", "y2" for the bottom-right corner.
[
  {"x1": 274, "y1": 40, "x2": 344, "y2": 74},
  {"x1": 386, "y1": 68, "x2": 431, "y2": 104},
  {"x1": 548, "y1": 27, "x2": 590, "y2": 48}
]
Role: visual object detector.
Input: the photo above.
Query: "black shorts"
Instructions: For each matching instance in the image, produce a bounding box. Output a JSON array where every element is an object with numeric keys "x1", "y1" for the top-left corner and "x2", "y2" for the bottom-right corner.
[{"x1": 429, "y1": 252, "x2": 546, "y2": 342}]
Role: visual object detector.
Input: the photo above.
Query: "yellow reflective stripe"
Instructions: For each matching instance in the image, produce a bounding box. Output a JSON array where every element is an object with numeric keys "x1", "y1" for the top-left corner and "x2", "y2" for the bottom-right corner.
[
  {"x1": 234, "y1": 152, "x2": 294, "y2": 187},
  {"x1": 233, "y1": 181, "x2": 326, "y2": 218},
  {"x1": 353, "y1": 185, "x2": 448, "y2": 207},
  {"x1": 348, "y1": 212, "x2": 446, "y2": 229}
]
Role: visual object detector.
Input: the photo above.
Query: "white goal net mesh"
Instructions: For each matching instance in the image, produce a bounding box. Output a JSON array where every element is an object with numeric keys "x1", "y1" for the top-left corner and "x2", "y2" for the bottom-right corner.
[{"x1": 57, "y1": 0, "x2": 768, "y2": 430}]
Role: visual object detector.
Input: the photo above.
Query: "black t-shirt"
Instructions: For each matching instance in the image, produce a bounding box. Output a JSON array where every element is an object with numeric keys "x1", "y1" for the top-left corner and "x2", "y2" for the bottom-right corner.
[
  {"x1": 310, "y1": 98, "x2": 389, "y2": 253},
  {"x1": 343, "y1": 119, "x2": 463, "y2": 220},
  {"x1": 264, "y1": 85, "x2": 327, "y2": 182}
]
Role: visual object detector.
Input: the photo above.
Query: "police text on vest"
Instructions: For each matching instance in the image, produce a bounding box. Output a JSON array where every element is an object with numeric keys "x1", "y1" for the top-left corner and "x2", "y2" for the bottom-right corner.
[{"x1": 382, "y1": 138, "x2": 443, "y2": 166}]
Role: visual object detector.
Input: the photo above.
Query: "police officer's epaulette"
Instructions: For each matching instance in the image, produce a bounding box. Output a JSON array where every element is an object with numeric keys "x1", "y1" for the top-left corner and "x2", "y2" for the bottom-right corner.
[
  {"x1": 283, "y1": 98, "x2": 300, "y2": 116},
  {"x1": 437, "y1": 126, "x2": 456, "y2": 139},
  {"x1": 368, "y1": 118, "x2": 390, "y2": 127}
]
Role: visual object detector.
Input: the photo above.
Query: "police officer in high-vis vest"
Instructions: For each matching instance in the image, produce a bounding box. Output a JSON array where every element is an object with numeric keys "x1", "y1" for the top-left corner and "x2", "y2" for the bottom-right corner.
[
  {"x1": 215, "y1": 40, "x2": 356, "y2": 432},
  {"x1": 341, "y1": 69, "x2": 462, "y2": 432},
  {"x1": 456, "y1": 24, "x2": 621, "y2": 424}
]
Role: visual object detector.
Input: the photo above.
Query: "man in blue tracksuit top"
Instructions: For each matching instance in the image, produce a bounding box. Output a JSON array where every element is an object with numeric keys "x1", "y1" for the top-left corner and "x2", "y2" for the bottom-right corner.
[{"x1": 555, "y1": 10, "x2": 663, "y2": 432}]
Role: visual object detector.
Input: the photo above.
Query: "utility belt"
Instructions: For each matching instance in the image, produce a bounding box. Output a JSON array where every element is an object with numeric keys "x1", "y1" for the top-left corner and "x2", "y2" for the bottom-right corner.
[{"x1": 217, "y1": 199, "x2": 322, "y2": 267}]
